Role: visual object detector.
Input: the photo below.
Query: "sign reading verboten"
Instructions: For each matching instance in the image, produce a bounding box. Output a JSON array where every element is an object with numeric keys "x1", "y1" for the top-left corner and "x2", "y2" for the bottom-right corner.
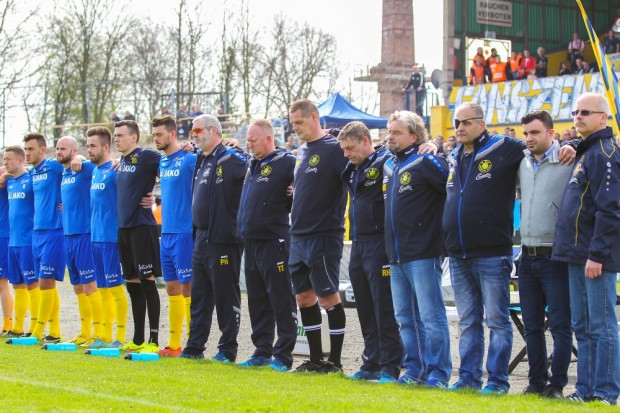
[{"x1": 476, "y1": 0, "x2": 513, "y2": 28}]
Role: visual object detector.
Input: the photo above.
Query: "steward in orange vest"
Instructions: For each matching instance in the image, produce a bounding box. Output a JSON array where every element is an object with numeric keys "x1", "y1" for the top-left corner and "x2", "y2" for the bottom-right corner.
[
  {"x1": 491, "y1": 60, "x2": 507, "y2": 82},
  {"x1": 469, "y1": 58, "x2": 485, "y2": 85}
]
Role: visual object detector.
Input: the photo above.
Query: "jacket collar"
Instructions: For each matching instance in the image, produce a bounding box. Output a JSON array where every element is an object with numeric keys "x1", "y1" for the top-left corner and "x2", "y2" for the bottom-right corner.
[
  {"x1": 456, "y1": 130, "x2": 489, "y2": 156},
  {"x1": 396, "y1": 144, "x2": 419, "y2": 160},
  {"x1": 576, "y1": 126, "x2": 613, "y2": 156}
]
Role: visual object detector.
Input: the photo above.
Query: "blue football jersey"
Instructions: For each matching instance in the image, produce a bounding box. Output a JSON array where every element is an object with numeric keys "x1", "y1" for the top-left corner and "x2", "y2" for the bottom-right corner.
[
  {"x1": 159, "y1": 149, "x2": 196, "y2": 234},
  {"x1": 30, "y1": 158, "x2": 64, "y2": 230},
  {"x1": 90, "y1": 161, "x2": 118, "y2": 243},
  {"x1": 61, "y1": 162, "x2": 95, "y2": 235},
  {"x1": 7, "y1": 172, "x2": 34, "y2": 246}
]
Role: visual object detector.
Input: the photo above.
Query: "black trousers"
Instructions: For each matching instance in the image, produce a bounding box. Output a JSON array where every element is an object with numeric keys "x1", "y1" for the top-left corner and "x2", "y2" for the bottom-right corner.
[
  {"x1": 244, "y1": 238, "x2": 297, "y2": 366},
  {"x1": 349, "y1": 238, "x2": 403, "y2": 378},
  {"x1": 185, "y1": 230, "x2": 243, "y2": 360}
]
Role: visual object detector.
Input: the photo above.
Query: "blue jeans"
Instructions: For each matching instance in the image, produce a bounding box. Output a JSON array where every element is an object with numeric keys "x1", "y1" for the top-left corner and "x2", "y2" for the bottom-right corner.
[
  {"x1": 518, "y1": 251, "x2": 572, "y2": 390},
  {"x1": 568, "y1": 264, "x2": 620, "y2": 403},
  {"x1": 390, "y1": 258, "x2": 452, "y2": 384},
  {"x1": 450, "y1": 256, "x2": 513, "y2": 390}
]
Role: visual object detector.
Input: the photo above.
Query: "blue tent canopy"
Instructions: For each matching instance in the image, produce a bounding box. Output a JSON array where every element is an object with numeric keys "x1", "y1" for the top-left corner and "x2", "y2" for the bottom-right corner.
[{"x1": 318, "y1": 93, "x2": 388, "y2": 129}]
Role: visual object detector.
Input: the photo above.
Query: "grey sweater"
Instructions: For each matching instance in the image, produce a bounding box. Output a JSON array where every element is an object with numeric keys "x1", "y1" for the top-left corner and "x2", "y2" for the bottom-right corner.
[{"x1": 518, "y1": 142, "x2": 573, "y2": 246}]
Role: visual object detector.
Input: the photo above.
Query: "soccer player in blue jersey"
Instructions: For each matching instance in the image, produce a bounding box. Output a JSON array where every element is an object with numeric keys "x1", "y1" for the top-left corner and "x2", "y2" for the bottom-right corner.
[
  {"x1": 56, "y1": 136, "x2": 103, "y2": 346},
  {"x1": 24, "y1": 133, "x2": 67, "y2": 343},
  {"x1": 152, "y1": 115, "x2": 196, "y2": 357},
  {"x1": 2, "y1": 146, "x2": 38, "y2": 337},
  {"x1": 87, "y1": 126, "x2": 129, "y2": 349},
  {"x1": 0, "y1": 167, "x2": 13, "y2": 335},
  {"x1": 114, "y1": 120, "x2": 162, "y2": 353}
]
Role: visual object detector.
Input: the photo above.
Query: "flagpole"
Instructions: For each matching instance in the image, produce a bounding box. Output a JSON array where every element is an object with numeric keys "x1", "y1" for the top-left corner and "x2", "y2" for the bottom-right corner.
[{"x1": 576, "y1": 0, "x2": 620, "y2": 132}]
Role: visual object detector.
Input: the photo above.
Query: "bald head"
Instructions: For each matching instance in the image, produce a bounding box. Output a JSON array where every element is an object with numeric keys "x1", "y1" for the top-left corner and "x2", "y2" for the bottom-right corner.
[
  {"x1": 573, "y1": 93, "x2": 609, "y2": 139},
  {"x1": 58, "y1": 136, "x2": 78, "y2": 149},
  {"x1": 247, "y1": 119, "x2": 276, "y2": 160},
  {"x1": 56, "y1": 135, "x2": 79, "y2": 166}
]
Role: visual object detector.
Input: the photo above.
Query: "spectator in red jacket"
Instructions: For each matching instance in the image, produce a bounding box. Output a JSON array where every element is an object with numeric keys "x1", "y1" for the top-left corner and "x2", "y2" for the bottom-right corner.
[{"x1": 519, "y1": 50, "x2": 536, "y2": 80}]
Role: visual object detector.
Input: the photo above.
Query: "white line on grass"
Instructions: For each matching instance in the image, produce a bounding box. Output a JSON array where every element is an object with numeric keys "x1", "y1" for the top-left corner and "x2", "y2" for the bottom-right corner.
[{"x1": 0, "y1": 376, "x2": 201, "y2": 412}]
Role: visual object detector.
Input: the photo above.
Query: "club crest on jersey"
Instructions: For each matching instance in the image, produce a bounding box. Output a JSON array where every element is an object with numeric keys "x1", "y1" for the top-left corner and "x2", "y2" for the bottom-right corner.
[
  {"x1": 220, "y1": 255, "x2": 229, "y2": 266},
  {"x1": 400, "y1": 172, "x2": 411, "y2": 185},
  {"x1": 478, "y1": 160, "x2": 492, "y2": 173},
  {"x1": 366, "y1": 167, "x2": 379, "y2": 180},
  {"x1": 261, "y1": 165, "x2": 272, "y2": 176},
  {"x1": 216, "y1": 165, "x2": 223, "y2": 177},
  {"x1": 309, "y1": 154, "x2": 320, "y2": 166},
  {"x1": 475, "y1": 159, "x2": 492, "y2": 181},
  {"x1": 399, "y1": 171, "x2": 412, "y2": 193},
  {"x1": 130, "y1": 155, "x2": 138, "y2": 164}
]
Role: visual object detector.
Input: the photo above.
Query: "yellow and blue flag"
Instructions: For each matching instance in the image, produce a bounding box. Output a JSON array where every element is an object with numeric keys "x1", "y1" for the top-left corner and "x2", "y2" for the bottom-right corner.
[{"x1": 577, "y1": 0, "x2": 620, "y2": 131}]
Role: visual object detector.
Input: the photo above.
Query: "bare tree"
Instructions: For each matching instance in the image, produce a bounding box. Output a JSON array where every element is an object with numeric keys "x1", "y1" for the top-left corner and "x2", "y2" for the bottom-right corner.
[
  {"x1": 235, "y1": 0, "x2": 262, "y2": 116},
  {"x1": 130, "y1": 18, "x2": 176, "y2": 120},
  {"x1": 0, "y1": 1, "x2": 37, "y2": 92},
  {"x1": 90, "y1": 13, "x2": 135, "y2": 123},
  {"x1": 37, "y1": 0, "x2": 134, "y2": 137},
  {"x1": 40, "y1": 16, "x2": 80, "y2": 141},
  {"x1": 218, "y1": 5, "x2": 238, "y2": 114},
  {"x1": 0, "y1": 0, "x2": 38, "y2": 141},
  {"x1": 258, "y1": 15, "x2": 339, "y2": 113},
  {"x1": 174, "y1": 0, "x2": 210, "y2": 112}
]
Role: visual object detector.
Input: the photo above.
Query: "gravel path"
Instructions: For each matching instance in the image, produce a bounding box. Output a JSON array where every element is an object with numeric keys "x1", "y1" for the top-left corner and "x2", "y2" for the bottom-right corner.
[{"x1": 51, "y1": 281, "x2": 578, "y2": 395}]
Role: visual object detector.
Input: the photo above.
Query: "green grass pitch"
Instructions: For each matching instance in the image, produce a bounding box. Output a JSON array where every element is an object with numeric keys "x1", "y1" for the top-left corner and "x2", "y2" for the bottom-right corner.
[{"x1": 0, "y1": 341, "x2": 613, "y2": 412}]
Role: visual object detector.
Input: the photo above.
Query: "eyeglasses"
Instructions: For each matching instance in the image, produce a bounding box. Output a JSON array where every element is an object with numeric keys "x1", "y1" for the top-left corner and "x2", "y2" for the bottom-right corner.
[
  {"x1": 454, "y1": 117, "x2": 483, "y2": 129},
  {"x1": 571, "y1": 109, "x2": 605, "y2": 117}
]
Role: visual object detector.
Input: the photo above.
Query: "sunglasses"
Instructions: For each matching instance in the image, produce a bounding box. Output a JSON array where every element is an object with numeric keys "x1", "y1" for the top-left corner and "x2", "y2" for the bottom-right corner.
[
  {"x1": 571, "y1": 109, "x2": 605, "y2": 117},
  {"x1": 454, "y1": 117, "x2": 483, "y2": 129},
  {"x1": 190, "y1": 126, "x2": 213, "y2": 135}
]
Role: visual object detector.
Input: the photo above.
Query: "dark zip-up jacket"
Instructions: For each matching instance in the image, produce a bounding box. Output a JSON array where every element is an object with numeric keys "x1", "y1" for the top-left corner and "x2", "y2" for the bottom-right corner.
[
  {"x1": 383, "y1": 144, "x2": 448, "y2": 263},
  {"x1": 290, "y1": 134, "x2": 348, "y2": 239},
  {"x1": 192, "y1": 143, "x2": 247, "y2": 243},
  {"x1": 341, "y1": 146, "x2": 390, "y2": 241},
  {"x1": 237, "y1": 148, "x2": 295, "y2": 240},
  {"x1": 552, "y1": 126, "x2": 620, "y2": 272},
  {"x1": 442, "y1": 132, "x2": 525, "y2": 258}
]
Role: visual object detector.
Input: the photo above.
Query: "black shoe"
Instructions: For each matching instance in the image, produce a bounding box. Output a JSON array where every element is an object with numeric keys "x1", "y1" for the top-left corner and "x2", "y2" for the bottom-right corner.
[
  {"x1": 295, "y1": 360, "x2": 324, "y2": 373},
  {"x1": 19, "y1": 332, "x2": 32, "y2": 338},
  {"x1": 319, "y1": 361, "x2": 343, "y2": 374},
  {"x1": 543, "y1": 386, "x2": 563, "y2": 399},
  {"x1": 522, "y1": 385, "x2": 543, "y2": 395},
  {"x1": 42, "y1": 335, "x2": 61, "y2": 344},
  {"x1": 591, "y1": 396, "x2": 612, "y2": 406},
  {"x1": 566, "y1": 392, "x2": 586, "y2": 402}
]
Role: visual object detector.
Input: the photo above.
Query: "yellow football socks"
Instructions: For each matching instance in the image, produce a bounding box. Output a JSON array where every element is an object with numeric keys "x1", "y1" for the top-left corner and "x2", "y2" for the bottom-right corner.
[
  {"x1": 109, "y1": 285, "x2": 128, "y2": 343},
  {"x1": 99, "y1": 287, "x2": 114, "y2": 342},
  {"x1": 13, "y1": 288, "x2": 28, "y2": 334},
  {"x1": 0, "y1": 280, "x2": 13, "y2": 332},
  {"x1": 49, "y1": 287, "x2": 61, "y2": 338},
  {"x1": 168, "y1": 295, "x2": 185, "y2": 350},
  {"x1": 76, "y1": 292, "x2": 92, "y2": 338},
  {"x1": 32, "y1": 288, "x2": 53, "y2": 340},
  {"x1": 185, "y1": 295, "x2": 191, "y2": 338},
  {"x1": 27, "y1": 287, "x2": 40, "y2": 334},
  {"x1": 89, "y1": 290, "x2": 103, "y2": 340}
]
